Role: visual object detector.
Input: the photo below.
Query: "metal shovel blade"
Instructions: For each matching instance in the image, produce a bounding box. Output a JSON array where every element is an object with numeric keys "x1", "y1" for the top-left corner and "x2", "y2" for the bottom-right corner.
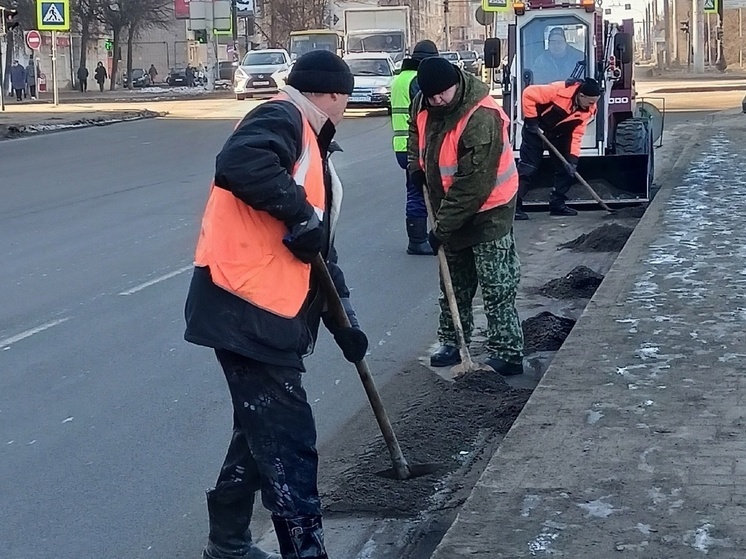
[{"x1": 375, "y1": 462, "x2": 443, "y2": 480}]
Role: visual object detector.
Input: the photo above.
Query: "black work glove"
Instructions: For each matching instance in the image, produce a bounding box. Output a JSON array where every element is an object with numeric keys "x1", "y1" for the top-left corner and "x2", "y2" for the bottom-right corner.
[
  {"x1": 428, "y1": 230, "x2": 442, "y2": 253},
  {"x1": 324, "y1": 301, "x2": 368, "y2": 363},
  {"x1": 282, "y1": 210, "x2": 323, "y2": 264},
  {"x1": 411, "y1": 169, "x2": 427, "y2": 193},
  {"x1": 524, "y1": 117, "x2": 540, "y2": 134},
  {"x1": 563, "y1": 155, "x2": 578, "y2": 178}
]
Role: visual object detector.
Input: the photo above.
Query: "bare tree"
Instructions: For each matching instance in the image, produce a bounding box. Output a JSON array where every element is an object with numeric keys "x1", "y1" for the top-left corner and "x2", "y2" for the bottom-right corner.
[
  {"x1": 259, "y1": 0, "x2": 328, "y2": 48},
  {"x1": 73, "y1": 0, "x2": 103, "y2": 71},
  {"x1": 98, "y1": 0, "x2": 126, "y2": 90},
  {"x1": 121, "y1": 0, "x2": 172, "y2": 89}
]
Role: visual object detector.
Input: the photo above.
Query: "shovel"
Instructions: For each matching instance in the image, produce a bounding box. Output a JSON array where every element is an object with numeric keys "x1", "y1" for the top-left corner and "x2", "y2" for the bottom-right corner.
[
  {"x1": 423, "y1": 195, "x2": 494, "y2": 379},
  {"x1": 536, "y1": 129, "x2": 616, "y2": 214},
  {"x1": 311, "y1": 255, "x2": 440, "y2": 481}
]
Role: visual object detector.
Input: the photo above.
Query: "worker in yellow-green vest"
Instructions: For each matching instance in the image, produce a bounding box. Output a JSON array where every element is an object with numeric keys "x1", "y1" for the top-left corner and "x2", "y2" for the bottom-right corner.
[{"x1": 390, "y1": 40, "x2": 439, "y2": 255}]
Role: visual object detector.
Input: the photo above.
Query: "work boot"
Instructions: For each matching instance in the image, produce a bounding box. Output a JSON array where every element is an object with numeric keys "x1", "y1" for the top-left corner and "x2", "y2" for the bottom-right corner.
[
  {"x1": 485, "y1": 357, "x2": 524, "y2": 376},
  {"x1": 430, "y1": 345, "x2": 461, "y2": 367},
  {"x1": 203, "y1": 489, "x2": 281, "y2": 559},
  {"x1": 549, "y1": 203, "x2": 578, "y2": 216},
  {"x1": 272, "y1": 515, "x2": 328, "y2": 559},
  {"x1": 406, "y1": 217, "x2": 435, "y2": 255}
]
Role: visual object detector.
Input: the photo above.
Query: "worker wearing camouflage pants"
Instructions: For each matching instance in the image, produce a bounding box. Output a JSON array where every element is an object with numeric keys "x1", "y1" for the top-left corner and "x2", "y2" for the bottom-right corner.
[
  {"x1": 408, "y1": 58, "x2": 525, "y2": 375},
  {"x1": 437, "y1": 231, "x2": 523, "y2": 368}
]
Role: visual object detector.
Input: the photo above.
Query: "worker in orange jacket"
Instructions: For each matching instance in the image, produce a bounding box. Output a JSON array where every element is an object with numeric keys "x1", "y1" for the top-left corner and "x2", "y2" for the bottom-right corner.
[{"x1": 515, "y1": 78, "x2": 601, "y2": 220}]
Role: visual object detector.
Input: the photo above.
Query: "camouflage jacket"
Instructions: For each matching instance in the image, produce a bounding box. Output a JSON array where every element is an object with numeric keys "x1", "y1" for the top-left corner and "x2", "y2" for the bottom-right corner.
[{"x1": 407, "y1": 70, "x2": 515, "y2": 251}]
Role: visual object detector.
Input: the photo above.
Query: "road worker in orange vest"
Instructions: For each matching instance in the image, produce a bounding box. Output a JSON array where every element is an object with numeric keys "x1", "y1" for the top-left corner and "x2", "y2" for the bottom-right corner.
[
  {"x1": 515, "y1": 78, "x2": 601, "y2": 220},
  {"x1": 408, "y1": 57, "x2": 524, "y2": 376},
  {"x1": 184, "y1": 51, "x2": 367, "y2": 559}
]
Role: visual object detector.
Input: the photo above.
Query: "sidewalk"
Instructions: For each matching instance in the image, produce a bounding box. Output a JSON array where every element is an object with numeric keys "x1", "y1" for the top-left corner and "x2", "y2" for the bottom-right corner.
[{"x1": 430, "y1": 112, "x2": 746, "y2": 557}]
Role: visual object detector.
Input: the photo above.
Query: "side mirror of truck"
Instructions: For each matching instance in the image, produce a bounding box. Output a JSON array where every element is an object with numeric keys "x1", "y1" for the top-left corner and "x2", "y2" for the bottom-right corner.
[
  {"x1": 614, "y1": 33, "x2": 634, "y2": 65},
  {"x1": 484, "y1": 38, "x2": 501, "y2": 69}
]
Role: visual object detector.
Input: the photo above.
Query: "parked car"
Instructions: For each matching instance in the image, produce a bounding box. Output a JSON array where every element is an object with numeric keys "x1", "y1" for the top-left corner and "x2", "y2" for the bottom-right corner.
[
  {"x1": 219, "y1": 60, "x2": 236, "y2": 82},
  {"x1": 459, "y1": 50, "x2": 483, "y2": 75},
  {"x1": 123, "y1": 68, "x2": 151, "y2": 88},
  {"x1": 343, "y1": 52, "x2": 395, "y2": 114},
  {"x1": 441, "y1": 51, "x2": 464, "y2": 70},
  {"x1": 234, "y1": 49, "x2": 292, "y2": 100},
  {"x1": 167, "y1": 67, "x2": 188, "y2": 86}
]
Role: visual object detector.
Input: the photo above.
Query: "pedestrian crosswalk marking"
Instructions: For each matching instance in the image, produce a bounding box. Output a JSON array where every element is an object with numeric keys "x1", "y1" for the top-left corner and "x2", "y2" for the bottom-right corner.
[{"x1": 42, "y1": 3, "x2": 64, "y2": 23}]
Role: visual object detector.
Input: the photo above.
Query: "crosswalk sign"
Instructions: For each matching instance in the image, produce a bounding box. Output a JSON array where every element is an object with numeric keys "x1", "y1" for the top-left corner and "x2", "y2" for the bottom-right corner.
[
  {"x1": 37, "y1": 0, "x2": 70, "y2": 31},
  {"x1": 703, "y1": 0, "x2": 718, "y2": 13},
  {"x1": 483, "y1": 0, "x2": 511, "y2": 12}
]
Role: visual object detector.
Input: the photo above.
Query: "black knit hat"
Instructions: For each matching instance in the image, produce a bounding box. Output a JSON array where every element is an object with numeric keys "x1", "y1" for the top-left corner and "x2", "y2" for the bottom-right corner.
[
  {"x1": 287, "y1": 50, "x2": 355, "y2": 95},
  {"x1": 578, "y1": 77, "x2": 602, "y2": 97},
  {"x1": 417, "y1": 56, "x2": 460, "y2": 97},
  {"x1": 411, "y1": 40, "x2": 439, "y2": 62}
]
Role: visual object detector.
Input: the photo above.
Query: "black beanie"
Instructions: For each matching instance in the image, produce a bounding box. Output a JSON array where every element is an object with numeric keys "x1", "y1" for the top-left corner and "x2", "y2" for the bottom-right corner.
[
  {"x1": 287, "y1": 50, "x2": 355, "y2": 95},
  {"x1": 417, "y1": 57, "x2": 460, "y2": 97},
  {"x1": 578, "y1": 78, "x2": 602, "y2": 97},
  {"x1": 411, "y1": 40, "x2": 439, "y2": 62}
]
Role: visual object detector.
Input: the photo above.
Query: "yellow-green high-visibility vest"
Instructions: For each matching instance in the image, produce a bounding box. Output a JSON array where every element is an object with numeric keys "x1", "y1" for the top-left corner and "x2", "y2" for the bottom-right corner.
[{"x1": 390, "y1": 69, "x2": 417, "y2": 152}]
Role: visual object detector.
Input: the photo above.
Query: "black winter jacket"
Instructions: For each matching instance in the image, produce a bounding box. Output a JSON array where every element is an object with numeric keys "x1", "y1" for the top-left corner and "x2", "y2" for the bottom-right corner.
[{"x1": 184, "y1": 99, "x2": 354, "y2": 369}]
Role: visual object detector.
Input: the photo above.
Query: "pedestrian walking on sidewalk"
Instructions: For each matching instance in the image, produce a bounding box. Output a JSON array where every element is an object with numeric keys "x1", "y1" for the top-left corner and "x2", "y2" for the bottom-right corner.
[
  {"x1": 26, "y1": 57, "x2": 37, "y2": 100},
  {"x1": 94, "y1": 62, "x2": 107, "y2": 92},
  {"x1": 514, "y1": 78, "x2": 601, "y2": 220},
  {"x1": 390, "y1": 39, "x2": 439, "y2": 256},
  {"x1": 184, "y1": 50, "x2": 366, "y2": 559},
  {"x1": 148, "y1": 64, "x2": 158, "y2": 84},
  {"x1": 10, "y1": 61, "x2": 26, "y2": 101},
  {"x1": 77, "y1": 65, "x2": 89, "y2": 92},
  {"x1": 409, "y1": 57, "x2": 525, "y2": 376},
  {"x1": 186, "y1": 64, "x2": 195, "y2": 87}
]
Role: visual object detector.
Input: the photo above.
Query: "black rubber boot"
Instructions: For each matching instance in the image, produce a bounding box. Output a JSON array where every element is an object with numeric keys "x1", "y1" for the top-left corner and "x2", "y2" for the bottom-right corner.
[
  {"x1": 272, "y1": 515, "x2": 328, "y2": 559},
  {"x1": 430, "y1": 345, "x2": 461, "y2": 367},
  {"x1": 514, "y1": 199, "x2": 529, "y2": 221},
  {"x1": 203, "y1": 489, "x2": 281, "y2": 559},
  {"x1": 485, "y1": 357, "x2": 524, "y2": 376},
  {"x1": 406, "y1": 217, "x2": 435, "y2": 255}
]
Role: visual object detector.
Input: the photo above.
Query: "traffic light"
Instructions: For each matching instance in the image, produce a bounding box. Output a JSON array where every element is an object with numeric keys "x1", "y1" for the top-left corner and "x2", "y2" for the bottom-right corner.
[
  {"x1": 679, "y1": 20, "x2": 690, "y2": 34},
  {"x1": 194, "y1": 29, "x2": 207, "y2": 43},
  {"x1": 2, "y1": 7, "x2": 20, "y2": 33},
  {"x1": 444, "y1": 0, "x2": 449, "y2": 13}
]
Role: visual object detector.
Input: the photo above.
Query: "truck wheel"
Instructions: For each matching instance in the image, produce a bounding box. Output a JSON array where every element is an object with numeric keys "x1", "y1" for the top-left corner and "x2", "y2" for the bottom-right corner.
[
  {"x1": 615, "y1": 117, "x2": 654, "y2": 190},
  {"x1": 236, "y1": 93, "x2": 246, "y2": 101}
]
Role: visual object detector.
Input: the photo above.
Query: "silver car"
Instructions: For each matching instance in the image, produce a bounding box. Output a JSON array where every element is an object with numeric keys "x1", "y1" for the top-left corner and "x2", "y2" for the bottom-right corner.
[{"x1": 234, "y1": 49, "x2": 291, "y2": 100}]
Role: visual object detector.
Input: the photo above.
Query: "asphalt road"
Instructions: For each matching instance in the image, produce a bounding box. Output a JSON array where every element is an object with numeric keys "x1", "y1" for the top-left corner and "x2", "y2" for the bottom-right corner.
[
  {"x1": 0, "y1": 101, "x2": 713, "y2": 559},
  {"x1": 0, "y1": 109, "x2": 441, "y2": 559}
]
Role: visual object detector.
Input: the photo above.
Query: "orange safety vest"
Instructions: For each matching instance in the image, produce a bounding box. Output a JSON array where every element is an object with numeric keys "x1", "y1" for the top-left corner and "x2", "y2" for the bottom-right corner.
[
  {"x1": 417, "y1": 95, "x2": 518, "y2": 211},
  {"x1": 194, "y1": 93, "x2": 326, "y2": 319}
]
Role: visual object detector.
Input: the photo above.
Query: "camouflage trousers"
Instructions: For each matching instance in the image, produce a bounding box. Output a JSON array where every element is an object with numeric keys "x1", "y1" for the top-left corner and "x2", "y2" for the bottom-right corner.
[
  {"x1": 438, "y1": 230, "x2": 524, "y2": 364},
  {"x1": 212, "y1": 349, "x2": 322, "y2": 519}
]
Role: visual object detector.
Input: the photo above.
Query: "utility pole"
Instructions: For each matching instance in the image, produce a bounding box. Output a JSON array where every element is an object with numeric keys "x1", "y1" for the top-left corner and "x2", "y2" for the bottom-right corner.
[
  {"x1": 230, "y1": 0, "x2": 239, "y2": 63},
  {"x1": 444, "y1": 0, "x2": 450, "y2": 50},
  {"x1": 663, "y1": 0, "x2": 671, "y2": 67},
  {"x1": 692, "y1": 0, "x2": 705, "y2": 72},
  {"x1": 0, "y1": 6, "x2": 5, "y2": 112}
]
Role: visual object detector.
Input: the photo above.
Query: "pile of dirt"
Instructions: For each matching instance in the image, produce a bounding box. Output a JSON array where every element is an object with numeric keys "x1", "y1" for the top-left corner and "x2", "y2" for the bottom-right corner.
[
  {"x1": 538, "y1": 266, "x2": 605, "y2": 299},
  {"x1": 559, "y1": 223, "x2": 633, "y2": 252},
  {"x1": 318, "y1": 366, "x2": 531, "y2": 517},
  {"x1": 604, "y1": 205, "x2": 647, "y2": 219},
  {"x1": 522, "y1": 311, "x2": 576, "y2": 353}
]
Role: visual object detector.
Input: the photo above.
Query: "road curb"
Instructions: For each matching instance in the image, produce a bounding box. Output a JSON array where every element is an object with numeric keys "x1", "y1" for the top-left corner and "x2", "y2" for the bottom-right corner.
[{"x1": 0, "y1": 109, "x2": 164, "y2": 140}]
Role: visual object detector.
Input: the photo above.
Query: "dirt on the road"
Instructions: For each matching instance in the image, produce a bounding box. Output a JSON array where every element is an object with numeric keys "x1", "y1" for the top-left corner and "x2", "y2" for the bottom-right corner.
[
  {"x1": 538, "y1": 266, "x2": 605, "y2": 299},
  {"x1": 559, "y1": 223, "x2": 634, "y2": 252},
  {"x1": 318, "y1": 365, "x2": 531, "y2": 518},
  {"x1": 522, "y1": 312, "x2": 577, "y2": 353}
]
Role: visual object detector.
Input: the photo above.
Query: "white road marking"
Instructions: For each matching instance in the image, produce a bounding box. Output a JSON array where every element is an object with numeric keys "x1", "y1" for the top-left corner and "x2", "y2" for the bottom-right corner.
[
  {"x1": 118, "y1": 265, "x2": 192, "y2": 296},
  {"x1": 0, "y1": 317, "x2": 71, "y2": 348}
]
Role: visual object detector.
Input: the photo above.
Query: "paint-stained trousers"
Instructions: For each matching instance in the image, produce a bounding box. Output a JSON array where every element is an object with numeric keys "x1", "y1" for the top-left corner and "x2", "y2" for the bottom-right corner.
[
  {"x1": 437, "y1": 230, "x2": 524, "y2": 364},
  {"x1": 210, "y1": 349, "x2": 323, "y2": 539}
]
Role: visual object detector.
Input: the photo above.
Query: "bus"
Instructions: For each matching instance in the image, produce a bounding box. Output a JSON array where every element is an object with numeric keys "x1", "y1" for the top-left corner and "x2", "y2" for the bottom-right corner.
[{"x1": 288, "y1": 30, "x2": 344, "y2": 60}]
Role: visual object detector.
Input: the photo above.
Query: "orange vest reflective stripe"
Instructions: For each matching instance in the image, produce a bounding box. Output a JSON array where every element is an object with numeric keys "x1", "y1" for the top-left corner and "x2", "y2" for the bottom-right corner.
[
  {"x1": 417, "y1": 95, "x2": 518, "y2": 212},
  {"x1": 194, "y1": 93, "x2": 325, "y2": 319}
]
